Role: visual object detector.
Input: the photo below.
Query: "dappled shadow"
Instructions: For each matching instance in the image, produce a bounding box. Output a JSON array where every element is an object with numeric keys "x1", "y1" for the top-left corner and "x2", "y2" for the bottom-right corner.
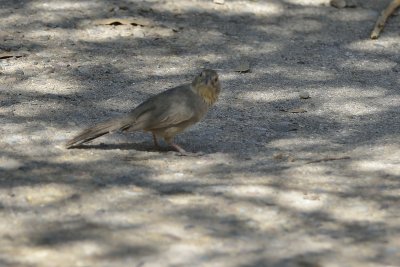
[
  {"x1": 0, "y1": 0, "x2": 399, "y2": 266},
  {"x1": 70, "y1": 141, "x2": 168, "y2": 152}
]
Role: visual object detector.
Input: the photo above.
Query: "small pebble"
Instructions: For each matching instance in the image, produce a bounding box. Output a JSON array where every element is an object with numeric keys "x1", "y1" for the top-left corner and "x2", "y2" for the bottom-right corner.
[
  {"x1": 273, "y1": 153, "x2": 284, "y2": 160},
  {"x1": 0, "y1": 157, "x2": 23, "y2": 170},
  {"x1": 288, "y1": 108, "x2": 307, "y2": 113},
  {"x1": 213, "y1": 0, "x2": 225, "y2": 4},
  {"x1": 330, "y1": 0, "x2": 346, "y2": 8},
  {"x1": 15, "y1": 69, "x2": 24, "y2": 76},
  {"x1": 43, "y1": 67, "x2": 55, "y2": 74},
  {"x1": 274, "y1": 121, "x2": 298, "y2": 132},
  {"x1": 299, "y1": 91, "x2": 310, "y2": 99},
  {"x1": 346, "y1": 0, "x2": 357, "y2": 7}
]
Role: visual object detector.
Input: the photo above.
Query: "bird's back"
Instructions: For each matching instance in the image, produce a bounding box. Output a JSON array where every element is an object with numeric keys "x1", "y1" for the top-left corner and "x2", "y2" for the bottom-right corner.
[{"x1": 127, "y1": 84, "x2": 209, "y2": 132}]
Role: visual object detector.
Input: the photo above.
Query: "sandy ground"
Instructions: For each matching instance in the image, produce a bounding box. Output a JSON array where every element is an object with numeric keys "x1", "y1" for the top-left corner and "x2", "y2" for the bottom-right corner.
[{"x1": 0, "y1": 0, "x2": 400, "y2": 266}]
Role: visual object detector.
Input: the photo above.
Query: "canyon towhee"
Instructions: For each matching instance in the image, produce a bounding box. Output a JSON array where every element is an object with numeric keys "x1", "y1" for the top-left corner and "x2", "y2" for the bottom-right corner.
[{"x1": 66, "y1": 69, "x2": 221, "y2": 154}]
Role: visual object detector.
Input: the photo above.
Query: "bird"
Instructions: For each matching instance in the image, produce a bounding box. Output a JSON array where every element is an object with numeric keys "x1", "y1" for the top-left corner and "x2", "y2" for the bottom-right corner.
[{"x1": 65, "y1": 69, "x2": 221, "y2": 155}]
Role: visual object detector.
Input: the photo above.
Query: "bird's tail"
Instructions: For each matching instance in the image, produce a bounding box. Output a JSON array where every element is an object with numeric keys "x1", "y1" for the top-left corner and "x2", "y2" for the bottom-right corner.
[{"x1": 65, "y1": 117, "x2": 132, "y2": 148}]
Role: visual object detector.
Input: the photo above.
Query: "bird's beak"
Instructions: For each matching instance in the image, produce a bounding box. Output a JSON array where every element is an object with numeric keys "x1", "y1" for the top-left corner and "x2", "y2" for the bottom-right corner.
[{"x1": 206, "y1": 76, "x2": 213, "y2": 86}]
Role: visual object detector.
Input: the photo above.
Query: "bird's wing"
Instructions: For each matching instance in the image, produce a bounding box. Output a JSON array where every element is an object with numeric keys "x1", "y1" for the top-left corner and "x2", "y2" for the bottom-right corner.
[
  {"x1": 160, "y1": 110, "x2": 195, "y2": 128},
  {"x1": 133, "y1": 87, "x2": 199, "y2": 130},
  {"x1": 141, "y1": 100, "x2": 196, "y2": 130}
]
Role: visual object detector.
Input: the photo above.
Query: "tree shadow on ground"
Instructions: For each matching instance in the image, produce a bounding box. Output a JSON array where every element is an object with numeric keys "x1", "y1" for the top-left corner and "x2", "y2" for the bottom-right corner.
[{"x1": 0, "y1": 0, "x2": 399, "y2": 266}]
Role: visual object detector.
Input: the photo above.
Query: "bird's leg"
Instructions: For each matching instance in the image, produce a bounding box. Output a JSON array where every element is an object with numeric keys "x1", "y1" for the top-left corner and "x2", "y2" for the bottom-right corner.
[
  {"x1": 165, "y1": 136, "x2": 187, "y2": 154},
  {"x1": 171, "y1": 142, "x2": 204, "y2": 157},
  {"x1": 165, "y1": 137, "x2": 203, "y2": 156},
  {"x1": 170, "y1": 143, "x2": 188, "y2": 154},
  {"x1": 152, "y1": 133, "x2": 160, "y2": 149}
]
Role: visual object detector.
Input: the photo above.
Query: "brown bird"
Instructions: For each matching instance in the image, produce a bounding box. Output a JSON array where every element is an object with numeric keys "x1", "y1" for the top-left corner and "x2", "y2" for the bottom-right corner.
[{"x1": 65, "y1": 69, "x2": 221, "y2": 154}]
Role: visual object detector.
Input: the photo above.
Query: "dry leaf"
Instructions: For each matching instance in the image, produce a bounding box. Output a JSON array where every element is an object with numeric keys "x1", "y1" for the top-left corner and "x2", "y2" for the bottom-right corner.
[
  {"x1": 287, "y1": 156, "x2": 296, "y2": 162},
  {"x1": 94, "y1": 17, "x2": 152, "y2": 27},
  {"x1": 273, "y1": 153, "x2": 285, "y2": 160},
  {"x1": 213, "y1": 0, "x2": 225, "y2": 4},
  {"x1": 306, "y1": 156, "x2": 351, "y2": 164},
  {"x1": 234, "y1": 60, "x2": 251, "y2": 73},
  {"x1": 288, "y1": 108, "x2": 307, "y2": 113},
  {"x1": 0, "y1": 51, "x2": 25, "y2": 59}
]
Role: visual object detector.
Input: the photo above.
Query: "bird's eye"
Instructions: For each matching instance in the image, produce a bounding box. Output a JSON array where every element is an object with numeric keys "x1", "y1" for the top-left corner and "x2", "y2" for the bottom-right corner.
[
  {"x1": 199, "y1": 72, "x2": 203, "y2": 77},
  {"x1": 214, "y1": 77, "x2": 218, "y2": 82}
]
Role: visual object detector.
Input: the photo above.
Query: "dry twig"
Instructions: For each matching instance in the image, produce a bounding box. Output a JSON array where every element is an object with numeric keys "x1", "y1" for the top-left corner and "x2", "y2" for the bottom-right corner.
[
  {"x1": 306, "y1": 156, "x2": 350, "y2": 164},
  {"x1": 371, "y1": 0, "x2": 400, "y2": 39}
]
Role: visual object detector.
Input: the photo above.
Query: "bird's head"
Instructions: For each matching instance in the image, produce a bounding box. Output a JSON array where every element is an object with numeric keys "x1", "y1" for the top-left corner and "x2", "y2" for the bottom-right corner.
[{"x1": 192, "y1": 69, "x2": 221, "y2": 105}]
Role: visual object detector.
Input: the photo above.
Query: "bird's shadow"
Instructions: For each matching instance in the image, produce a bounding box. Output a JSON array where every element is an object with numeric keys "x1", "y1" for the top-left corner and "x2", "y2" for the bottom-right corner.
[
  {"x1": 68, "y1": 142, "x2": 207, "y2": 157},
  {"x1": 69, "y1": 141, "x2": 172, "y2": 152}
]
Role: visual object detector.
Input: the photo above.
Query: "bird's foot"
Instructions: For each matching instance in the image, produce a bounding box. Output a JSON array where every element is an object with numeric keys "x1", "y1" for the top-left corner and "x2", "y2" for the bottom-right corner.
[
  {"x1": 171, "y1": 143, "x2": 204, "y2": 157},
  {"x1": 177, "y1": 151, "x2": 205, "y2": 157}
]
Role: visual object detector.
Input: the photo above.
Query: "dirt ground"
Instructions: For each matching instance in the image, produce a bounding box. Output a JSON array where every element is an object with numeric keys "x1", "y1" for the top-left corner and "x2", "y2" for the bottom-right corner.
[{"x1": 0, "y1": 0, "x2": 399, "y2": 266}]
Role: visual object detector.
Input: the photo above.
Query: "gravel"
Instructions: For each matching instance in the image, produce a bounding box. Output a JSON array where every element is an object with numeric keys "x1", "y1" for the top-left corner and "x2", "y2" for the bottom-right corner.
[{"x1": 0, "y1": 0, "x2": 399, "y2": 266}]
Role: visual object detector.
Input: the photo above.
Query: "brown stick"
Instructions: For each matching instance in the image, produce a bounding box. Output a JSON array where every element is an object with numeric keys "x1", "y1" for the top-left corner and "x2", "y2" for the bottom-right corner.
[
  {"x1": 371, "y1": 0, "x2": 400, "y2": 39},
  {"x1": 306, "y1": 156, "x2": 350, "y2": 164}
]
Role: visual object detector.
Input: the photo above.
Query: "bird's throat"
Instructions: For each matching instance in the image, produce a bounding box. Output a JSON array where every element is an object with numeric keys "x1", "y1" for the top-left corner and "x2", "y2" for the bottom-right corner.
[{"x1": 195, "y1": 85, "x2": 218, "y2": 106}]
